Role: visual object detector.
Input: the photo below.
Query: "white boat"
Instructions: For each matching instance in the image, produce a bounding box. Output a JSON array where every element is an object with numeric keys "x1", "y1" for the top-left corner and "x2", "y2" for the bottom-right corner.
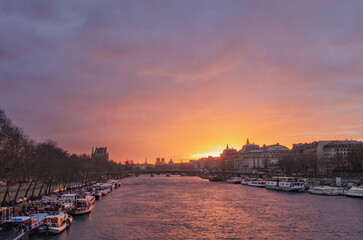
[
  {"x1": 62, "y1": 202, "x2": 74, "y2": 213},
  {"x1": 266, "y1": 180, "x2": 280, "y2": 190},
  {"x1": 107, "y1": 180, "x2": 122, "y2": 188},
  {"x1": 308, "y1": 186, "x2": 344, "y2": 196},
  {"x1": 61, "y1": 193, "x2": 77, "y2": 202},
  {"x1": 41, "y1": 196, "x2": 57, "y2": 204},
  {"x1": 71, "y1": 196, "x2": 95, "y2": 215},
  {"x1": 247, "y1": 179, "x2": 266, "y2": 187},
  {"x1": 10, "y1": 216, "x2": 43, "y2": 236},
  {"x1": 38, "y1": 213, "x2": 72, "y2": 235},
  {"x1": 93, "y1": 190, "x2": 103, "y2": 200},
  {"x1": 240, "y1": 179, "x2": 249, "y2": 185},
  {"x1": 226, "y1": 177, "x2": 242, "y2": 184},
  {"x1": 93, "y1": 185, "x2": 108, "y2": 196},
  {"x1": 279, "y1": 181, "x2": 304, "y2": 192},
  {"x1": 85, "y1": 195, "x2": 95, "y2": 205},
  {"x1": 102, "y1": 183, "x2": 114, "y2": 191},
  {"x1": 95, "y1": 183, "x2": 113, "y2": 195},
  {"x1": 344, "y1": 186, "x2": 363, "y2": 198},
  {"x1": 266, "y1": 177, "x2": 305, "y2": 192}
]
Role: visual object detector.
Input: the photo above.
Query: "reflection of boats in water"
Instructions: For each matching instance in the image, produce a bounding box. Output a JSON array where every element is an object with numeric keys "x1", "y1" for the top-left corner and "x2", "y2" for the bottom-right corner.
[
  {"x1": 166, "y1": 173, "x2": 171, "y2": 177},
  {"x1": 344, "y1": 186, "x2": 363, "y2": 198},
  {"x1": 308, "y1": 186, "x2": 344, "y2": 196},
  {"x1": 266, "y1": 177, "x2": 306, "y2": 192},
  {"x1": 38, "y1": 213, "x2": 72, "y2": 235},
  {"x1": 72, "y1": 212, "x2": 91, "y2": 222},
  {"x1": 150, "y1": 173, "x2": 154, "y2": 177}
]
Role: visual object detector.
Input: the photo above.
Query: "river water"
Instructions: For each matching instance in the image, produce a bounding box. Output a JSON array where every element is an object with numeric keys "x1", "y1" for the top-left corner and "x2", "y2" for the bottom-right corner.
[{"x1": 33, "y1": 175, "x2": 362, "y2": 240}]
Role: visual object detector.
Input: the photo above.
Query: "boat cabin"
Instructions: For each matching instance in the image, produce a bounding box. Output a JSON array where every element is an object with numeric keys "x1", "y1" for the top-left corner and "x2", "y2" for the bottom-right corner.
[
  {"x1": 44, "y1": 216, "x2": 63, "y2": 227},
  {"x1": 0, "y1": 207, "x2": 14, "y2": 223}
]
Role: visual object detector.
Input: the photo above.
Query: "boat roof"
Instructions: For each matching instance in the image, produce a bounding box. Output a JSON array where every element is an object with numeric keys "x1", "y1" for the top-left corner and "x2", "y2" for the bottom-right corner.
[
  {"x1": 62, "y1": 194, "x2": 76, "y2": 197},
  {"x1": 76, "y1": 199, "x2": 88, "y2": 202},
  {"x1": 10, "y1": 216, "x2": 31, "y2": 222},
  {"x1": 44, "y1": 213, "x2": 66, "y2": 219},
  {"x1": 31, "y1": 213, "x2": 48, "y2": 221}
]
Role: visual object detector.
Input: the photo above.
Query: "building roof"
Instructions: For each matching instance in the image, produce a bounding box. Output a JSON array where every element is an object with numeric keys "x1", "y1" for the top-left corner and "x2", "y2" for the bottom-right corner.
[
  {"x1": 262, "y1": 143, "x2": 290, "y2": 151},
  {"x1": 221, "y1": 144, "x2": 238, "y2": 156},
  {"x1": 241, "y1": 144, "x2": 261, "y2": 153},
  {"x1": 323, "y1": 140, "x2": 362, "y2": 149}
]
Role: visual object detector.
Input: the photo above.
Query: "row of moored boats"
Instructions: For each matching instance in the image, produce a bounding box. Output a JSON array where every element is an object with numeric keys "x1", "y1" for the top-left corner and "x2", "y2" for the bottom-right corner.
[
  {"x1": 225, "y1": 177, "x2": 363, "y2": 197},
  {"x1": 0, "y1": 179, "x2": 122, "y2": 239}
]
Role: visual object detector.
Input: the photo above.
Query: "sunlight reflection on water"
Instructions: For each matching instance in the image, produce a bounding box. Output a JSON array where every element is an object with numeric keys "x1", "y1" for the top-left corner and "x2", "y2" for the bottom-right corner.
[{"x1": 33, "y1": 175, "x2": 362, "y2": 240}]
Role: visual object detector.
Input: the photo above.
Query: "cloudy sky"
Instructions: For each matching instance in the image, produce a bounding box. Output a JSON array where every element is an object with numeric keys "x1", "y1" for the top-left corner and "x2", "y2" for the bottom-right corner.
[{"x1": 1, "y1": 0, "x2": 362, "y2": 163}]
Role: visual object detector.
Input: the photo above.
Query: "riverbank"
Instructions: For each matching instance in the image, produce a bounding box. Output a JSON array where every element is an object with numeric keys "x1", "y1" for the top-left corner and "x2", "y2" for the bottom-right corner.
[{"x1": 0, "y1": 181, "x2": 83, "y2": 206}]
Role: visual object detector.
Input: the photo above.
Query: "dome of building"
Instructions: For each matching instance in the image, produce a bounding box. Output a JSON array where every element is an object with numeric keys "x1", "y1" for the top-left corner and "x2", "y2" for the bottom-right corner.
[
  {"x1": 262, "y1": 143, "x2": 290, "y2": 151},
  {"x1": 221, "y1": 144, "x2": 238, "y2": 156},
  {"x1": 240, "y1": 139, "x2": 261, "y2": 153},
  {"x1": 241, "y1": 144, "x2": 261, "y2": 153}
]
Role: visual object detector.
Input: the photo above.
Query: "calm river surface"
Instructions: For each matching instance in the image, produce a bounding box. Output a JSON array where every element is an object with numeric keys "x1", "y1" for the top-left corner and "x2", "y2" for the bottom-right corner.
[{"x1": 33, "y1": 175, "x2": 362, "y2": 240}]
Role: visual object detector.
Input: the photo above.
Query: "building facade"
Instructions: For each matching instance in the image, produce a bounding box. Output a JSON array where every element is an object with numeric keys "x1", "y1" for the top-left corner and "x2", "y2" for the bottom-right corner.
[
  {"x1": 322, "y1": 140, "x2": 362, "y2": 176},
  {"x1": 220, "y1": 145, "x2": 240, "y2": 172},
  {"x1": 192, "y1": 139, "x2": 362, "y2": 176}
]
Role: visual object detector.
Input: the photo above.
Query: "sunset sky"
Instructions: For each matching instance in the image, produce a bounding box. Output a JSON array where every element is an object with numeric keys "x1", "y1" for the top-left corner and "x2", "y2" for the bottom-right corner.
[{"x1": 1, "y1": 1, "x2": 362, "y2": 163}]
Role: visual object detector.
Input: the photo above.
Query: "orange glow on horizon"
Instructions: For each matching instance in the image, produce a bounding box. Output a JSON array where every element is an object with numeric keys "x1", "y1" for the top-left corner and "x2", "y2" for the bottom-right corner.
[{"x1": 189, "y1": 151, "x2": 222, "y2": 159}]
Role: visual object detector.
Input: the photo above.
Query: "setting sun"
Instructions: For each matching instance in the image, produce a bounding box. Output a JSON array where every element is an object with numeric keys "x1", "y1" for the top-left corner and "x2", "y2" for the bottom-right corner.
[{"x1": 189, "y1": 151, "x2": 223, "y2": 159}]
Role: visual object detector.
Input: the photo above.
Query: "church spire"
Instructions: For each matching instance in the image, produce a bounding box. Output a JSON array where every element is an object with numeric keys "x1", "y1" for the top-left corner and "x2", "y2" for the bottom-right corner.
[
  {"x1": 226, "y1": 144, "x2": 229, "y2": 149},
  {"x1": 246, "y1": 138, "x2": 250, "y2": 144}
]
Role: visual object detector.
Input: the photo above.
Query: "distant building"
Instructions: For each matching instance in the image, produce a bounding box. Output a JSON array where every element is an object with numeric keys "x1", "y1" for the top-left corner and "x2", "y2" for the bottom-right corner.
[
  {"x1": 193, "y1": 139, "x2": 290, "y2": 173},
  {"x1": 192, "y1": 138, "x2": 363, "y2": 176},
  {"x1": 220, "y1": 144, "x2": 240, "y2": 171},
  {"x1": 292, "y1": 142, "x2": 319, "y2": 154},
  {"x1": 261, "y1": 143, "x2": 290, "y2": 154},
  {"x1": 261, "y1": 143, "x2": 290, "y2": 173},
  {"x1": 240, "y1": 139, "x2": 264, "y2": 172},
  {"x1": 199, "y1": 156, "x2": 221, "y2": 171},
  {"x1": 322, "y1": 140, "x2": 362, "y2": 175},
  {"x1": 155, "y1": 157, "x2": 167, "y2": 166},
  {"x1": 240, "y1": 139, "x2": 290, "y2": 173},
  {"x1": 91, "y1": 147, "x2": 109, "y2": 161},
  {"x1": 292, "y1": 140, "x2": 363, "y2": 176}
]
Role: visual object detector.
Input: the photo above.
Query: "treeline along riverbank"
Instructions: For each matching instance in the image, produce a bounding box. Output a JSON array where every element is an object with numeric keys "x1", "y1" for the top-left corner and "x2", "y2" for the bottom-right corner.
[{"x1": 0, "y1": 109, "x2": 124, "y2": 206}]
